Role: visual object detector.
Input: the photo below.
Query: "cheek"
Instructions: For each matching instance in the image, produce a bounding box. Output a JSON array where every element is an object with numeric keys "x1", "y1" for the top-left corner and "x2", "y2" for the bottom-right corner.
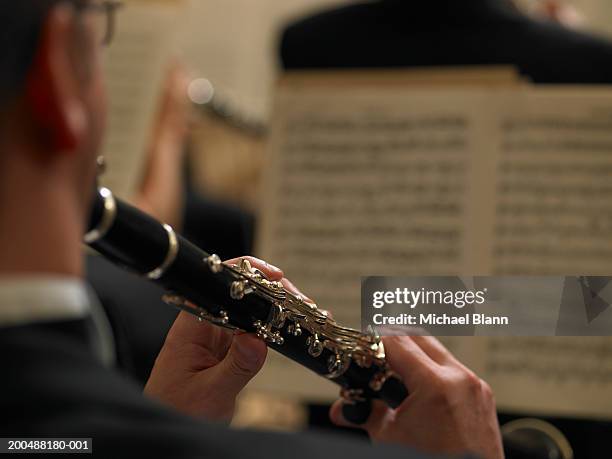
[
  {"x1": 82, "y1": 45, "x2": 107, "y2": 131},
  {"x1": 93, "y1": 75, "x2": 107, "y2": 139},
  {"x1": 85, "y1": 66, "x2": 107, "y2": 153},
  {"x1": 79, "y1": 69, "x2": 107, "y2": 194}
]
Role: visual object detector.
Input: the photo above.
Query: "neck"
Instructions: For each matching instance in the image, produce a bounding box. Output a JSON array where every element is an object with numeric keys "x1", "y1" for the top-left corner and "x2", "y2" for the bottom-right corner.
[{"x1": 0, "y1": 148, "x2": 84, "y2": 278}]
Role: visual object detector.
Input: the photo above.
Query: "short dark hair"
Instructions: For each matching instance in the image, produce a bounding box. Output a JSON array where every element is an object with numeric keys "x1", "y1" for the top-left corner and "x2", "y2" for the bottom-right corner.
[{"x1": 0, "y1": 1, "x2": 87, "y2": 103}]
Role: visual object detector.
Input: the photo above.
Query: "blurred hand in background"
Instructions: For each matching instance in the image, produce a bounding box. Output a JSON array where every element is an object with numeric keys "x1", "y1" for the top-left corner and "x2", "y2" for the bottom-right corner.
[
  {"x1": 134, "y1": 62, "x2": 190, "y2": 230},
  {"x1": 535, "y1": 0, "x2": 586, "y2": 29}
]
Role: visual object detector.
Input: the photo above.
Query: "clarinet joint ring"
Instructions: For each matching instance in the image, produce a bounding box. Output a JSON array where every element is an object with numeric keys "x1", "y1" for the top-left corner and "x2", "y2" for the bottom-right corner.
[
  {"x1": 206, "y1": 254, "x2": 223, "y2": 273},
  {"x1": 146, "y1": 224, "x2": 179, "y2": 280}
]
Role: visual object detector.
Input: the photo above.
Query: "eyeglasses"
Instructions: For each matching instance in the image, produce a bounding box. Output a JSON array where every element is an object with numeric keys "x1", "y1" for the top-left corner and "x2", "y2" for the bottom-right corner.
[{"x1": 76, "y1": 0, "x2": 123, "y2": 46}]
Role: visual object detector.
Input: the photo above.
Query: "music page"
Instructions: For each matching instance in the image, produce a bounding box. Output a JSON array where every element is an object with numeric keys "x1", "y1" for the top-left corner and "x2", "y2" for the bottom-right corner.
[
  {"x1": 480, "y1": 89, "x2": 612, "y2": 418},
  {"x1": 253, "y1": 84, "x2": 501, "y2": 400},
  {"x1": 254, "y1": 79, "x2": 612, "y2": 417}
]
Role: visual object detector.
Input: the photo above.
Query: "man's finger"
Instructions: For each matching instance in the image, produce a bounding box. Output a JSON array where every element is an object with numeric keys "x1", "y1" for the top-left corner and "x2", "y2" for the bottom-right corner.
[
  {"x1": 383, "y1": 336, "x2": 438, "y2": 391},
  {"x1": 409, "y1": 335, "x2": 456, "y2": 365},
  {"x1": 281, "y1": 277, "x2": 314, "y2": 303},
  {"x1": 208, "y1": 333, "x2": 267, "y2": 396},
  {"x1": 281, "y1": 278, "x2": 324, "y2": 316},
  {"x1": 224, "y1": 256, "x2": 283, "y2": 281},
  {"x1": 166, "y1": 311, "x2": 233, "y2": 361}
]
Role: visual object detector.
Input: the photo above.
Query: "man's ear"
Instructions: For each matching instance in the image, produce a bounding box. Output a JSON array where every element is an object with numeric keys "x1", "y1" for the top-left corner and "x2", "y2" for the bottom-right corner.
[{"x1": 26, "y1": 4, "x2": 87, "y2": 154}]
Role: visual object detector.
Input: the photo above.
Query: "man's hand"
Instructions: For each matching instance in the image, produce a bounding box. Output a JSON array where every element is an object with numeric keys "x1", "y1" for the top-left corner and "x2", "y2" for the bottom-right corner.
[
  {"x1": 330, "y1": 336, "x2": 504, "y2": 459},
  {"x1": 144, "y1": 257, "x2": 282, "y2": 422}
]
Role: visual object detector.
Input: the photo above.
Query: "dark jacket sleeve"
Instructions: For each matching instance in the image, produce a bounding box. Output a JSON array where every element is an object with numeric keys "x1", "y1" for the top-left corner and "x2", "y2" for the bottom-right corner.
[{"x1": 0, "y1": 320, "x2": 456, "y2": 459}]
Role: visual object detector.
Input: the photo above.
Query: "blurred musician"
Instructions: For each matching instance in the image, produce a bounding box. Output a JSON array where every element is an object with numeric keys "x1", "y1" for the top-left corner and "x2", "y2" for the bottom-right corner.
[{"x1": 281, "y1": 0, "x2": 612, "y2": 83}]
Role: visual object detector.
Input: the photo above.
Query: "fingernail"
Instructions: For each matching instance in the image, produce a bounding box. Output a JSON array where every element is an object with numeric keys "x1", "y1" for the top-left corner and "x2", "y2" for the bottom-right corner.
[{"x1": 265, "y1": 261, "x2": 282, "y2": 273}]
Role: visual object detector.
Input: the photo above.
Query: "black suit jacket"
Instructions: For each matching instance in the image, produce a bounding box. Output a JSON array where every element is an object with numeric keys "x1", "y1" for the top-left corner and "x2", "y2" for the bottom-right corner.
[
  {"x1": 0, "y1": 319, "x2": 441, "y2": 459},
  {"x1": 281, "y1": 0, "x2": 612, "y2": 84}
]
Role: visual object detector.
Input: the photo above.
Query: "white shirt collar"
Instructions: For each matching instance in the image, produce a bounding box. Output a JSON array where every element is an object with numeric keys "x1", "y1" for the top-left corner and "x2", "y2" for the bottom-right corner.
[
  {"x1": 0, "y1": 277, "x2": 90, "y2": 328},
  {"x1": 0, "y1": 276, "x2": 115, "y2": 366}
]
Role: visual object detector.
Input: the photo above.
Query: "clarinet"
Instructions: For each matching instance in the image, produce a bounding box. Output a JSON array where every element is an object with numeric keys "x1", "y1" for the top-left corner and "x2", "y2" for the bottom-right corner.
[{"x1": 85, "y1": 187, "x2": 408, "y2": 418}]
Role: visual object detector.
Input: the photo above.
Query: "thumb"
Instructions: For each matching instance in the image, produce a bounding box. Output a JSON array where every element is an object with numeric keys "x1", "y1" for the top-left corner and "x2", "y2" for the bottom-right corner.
[{"x1": 212, "y1": 333, "x2": 267, "y2": 396}]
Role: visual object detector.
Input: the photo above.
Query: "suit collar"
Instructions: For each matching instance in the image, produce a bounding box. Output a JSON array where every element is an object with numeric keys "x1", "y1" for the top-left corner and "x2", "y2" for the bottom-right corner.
[
  {"x1": 0, "y1": 276, "x2": 115, "y2": 366},
  {"x1": 0, "y1": 277, "x2": 90, "y2": 328}
]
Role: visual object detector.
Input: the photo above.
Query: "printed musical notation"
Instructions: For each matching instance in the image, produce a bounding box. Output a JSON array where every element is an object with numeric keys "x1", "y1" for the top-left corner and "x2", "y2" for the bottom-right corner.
[{"x1": 254, "y1": 76, "x2": 612, "y2": 417}]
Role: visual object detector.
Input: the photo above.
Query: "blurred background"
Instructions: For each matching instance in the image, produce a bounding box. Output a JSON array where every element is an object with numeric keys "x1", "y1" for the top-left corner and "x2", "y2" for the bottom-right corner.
[
  {"x1": 91, "y1": 1, "x2": 612, "y2": 458},
  {"x1": 100, "y1": 0, "x2": 612, "y2": 204},
  {"x1": 102, "y1": 0, "x2": 612, "y2": 209}
]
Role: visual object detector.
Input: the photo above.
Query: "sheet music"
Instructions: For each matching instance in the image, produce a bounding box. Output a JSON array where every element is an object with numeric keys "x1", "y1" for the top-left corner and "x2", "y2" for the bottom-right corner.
[
  {"x1": 253, "y1": 84, "x2": 500, "y2": 400},
  {"x1": 481, "y1": 89, "x2": 612, "y2": 418},
  {"x1": 481, "y1": 336, "x2": 612, "y2": 418},
  {"x1": 493, "y1": 89, "x2": 612, "y2": 275},
  {"x1": 99, "y1": 0, "x2": 183, "y2": 199},
  {"x1": 254, "y1": 78, "x2": 612, "y2": 416},
  {"x1": 259, "y1": 88, "x2": 499, "y2": 326}
]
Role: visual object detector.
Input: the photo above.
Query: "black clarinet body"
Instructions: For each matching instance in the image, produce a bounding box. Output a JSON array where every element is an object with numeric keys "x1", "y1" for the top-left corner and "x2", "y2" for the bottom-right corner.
[{"x1": 86, "y1": 187, "x2": 408, "y2": 412}]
